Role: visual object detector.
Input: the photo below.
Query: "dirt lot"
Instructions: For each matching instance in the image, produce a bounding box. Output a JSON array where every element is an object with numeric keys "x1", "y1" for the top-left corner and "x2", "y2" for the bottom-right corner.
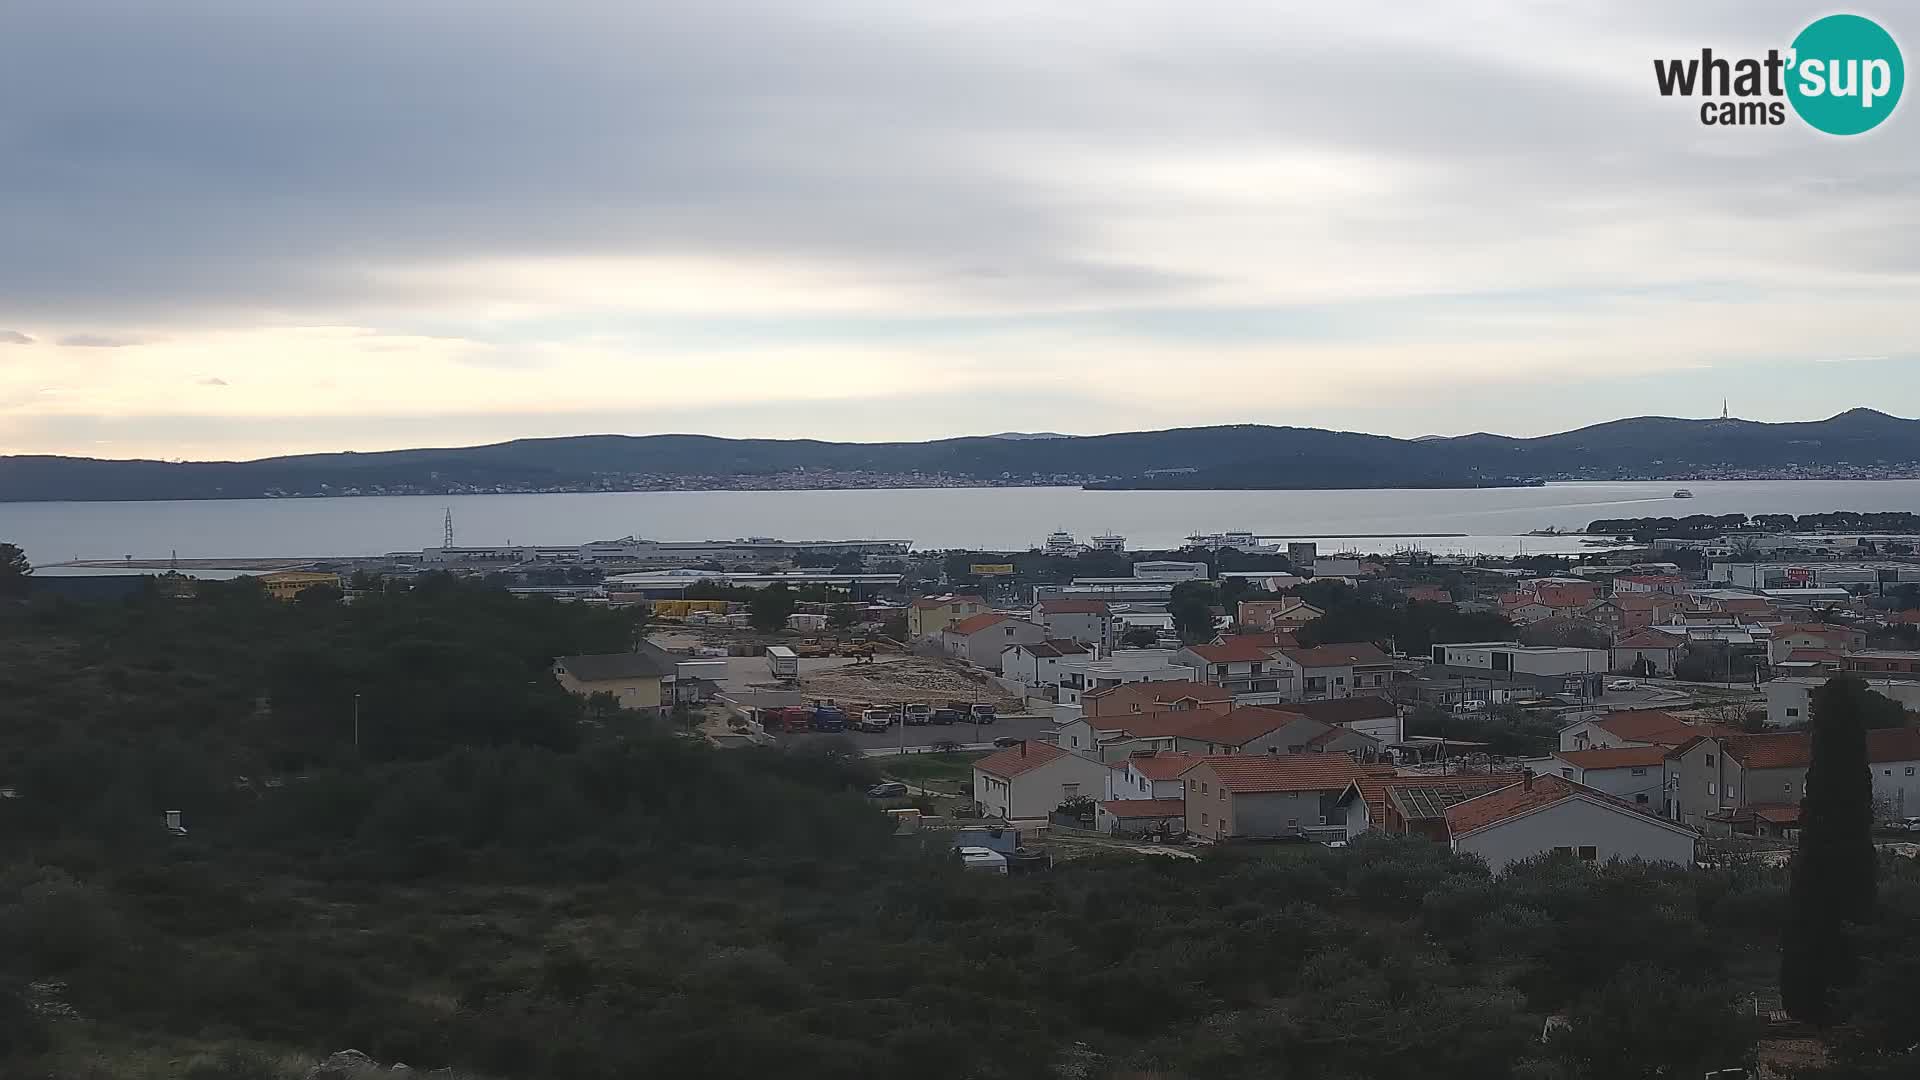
[{"x1": 799, "y1": 656, "x2": 1022, "y2": 711}]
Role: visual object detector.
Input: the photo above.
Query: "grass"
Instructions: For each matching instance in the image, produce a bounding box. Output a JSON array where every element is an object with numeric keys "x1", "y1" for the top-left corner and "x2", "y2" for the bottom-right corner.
[{"x1": 879, "y1": 751, "x2": 987, "y2": 790}]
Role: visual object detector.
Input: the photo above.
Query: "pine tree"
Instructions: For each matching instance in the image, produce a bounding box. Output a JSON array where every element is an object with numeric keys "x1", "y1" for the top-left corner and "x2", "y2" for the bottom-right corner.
[{"x1": 1780, "y1": 676, "x2": 1878, "y2": 1025}]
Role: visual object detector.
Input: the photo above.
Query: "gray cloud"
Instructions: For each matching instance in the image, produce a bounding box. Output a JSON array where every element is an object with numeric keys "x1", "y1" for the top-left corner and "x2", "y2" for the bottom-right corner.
[
  {"x1": 0, "y1": 330, "x2": 33, "y2": 344},
  {"x1": 57, "y1": 334, "x2": 140, "y2": 348},
  {"x1": 197, "y1": 376, "x2": 229, "y2": 386}
]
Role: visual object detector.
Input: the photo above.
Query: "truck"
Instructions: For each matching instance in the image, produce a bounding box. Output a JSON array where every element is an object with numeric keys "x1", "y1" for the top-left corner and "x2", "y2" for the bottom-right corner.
[
  {"x1": 761, "y1": 706, "x2": 813, "y2": 734},
  {"x1": 903, "y1": 702, "x2": 933, "y2": 726},
  {"x1": 765, "y1": 645, "x2": 799, "y2": 681},
  {"x1": 809, "y1": 701, "x2": 849, "y2": 732}
]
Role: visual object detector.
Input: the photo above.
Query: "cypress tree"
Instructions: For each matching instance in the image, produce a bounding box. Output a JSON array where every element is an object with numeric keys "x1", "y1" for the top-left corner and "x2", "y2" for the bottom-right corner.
[{"x1": 1780, "y1": 676, "x2": 1878, "y2": 1025}]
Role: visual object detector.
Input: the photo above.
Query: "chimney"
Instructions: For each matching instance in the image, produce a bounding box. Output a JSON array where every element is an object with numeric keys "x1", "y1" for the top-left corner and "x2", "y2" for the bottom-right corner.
[
  {"x1": 1521, "y1": 769, "x2": 1533, "y2": 790},
  {"x1": 1018, "y1": 740, "x2": 1027, "y2": 757}
]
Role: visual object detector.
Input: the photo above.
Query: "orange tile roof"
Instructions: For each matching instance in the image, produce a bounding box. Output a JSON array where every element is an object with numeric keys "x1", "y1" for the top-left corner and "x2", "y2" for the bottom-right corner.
[
  {"x1": 1444, "y1": 774, "x2": 1688, "y2": 838},
  {"x1": 1614, "y1": 630, "x2": 1683, "y2": 649},
  {"x1": 1084, "y1": 680, "x2": 1228, "y2": 705},
  {"x1": 1341, "y1": 773, "x2": 1518, "y2": 826},
  {"x1": 974, "y1": 740, "x2": 1072, "y2": 778},
  {"x1": 1592, "y1": 709, "x2": 1740, "y2": 747},
  {"x1": 1190, "y1": 754, "x2": 1389, "y2": 794},
  {"x1": 1123, "y1": 751, "x2": 1204, "y2": 780},
  {"x1": 1178, "y1": 706, "x2": 1306, "y2": 747},
  {"x1": 1869, "y1": 727, "x2": 1920, "y2": 763},
  {"x1": 1554, "y1": 746, "x2": 1669, "y2": 770},
  {"x1": 946, "y1": 612, "x2": 1009, "y2": 636},
  {"x1": 1099, "y1": 798, "x2": 1188, "y2": 819},
  {"x1": 1721, "y1": 733, "x2": 1811, "y2": 770},
  {"x1": 1280, "y1": 642, "x2": 1391, "y2": 668}
]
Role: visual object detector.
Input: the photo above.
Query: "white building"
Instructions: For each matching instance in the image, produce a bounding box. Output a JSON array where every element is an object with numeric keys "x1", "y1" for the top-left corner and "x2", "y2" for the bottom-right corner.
[
  {"x1": 1766, "y1": 676, "x2": 1920, "y2": 728},
  {"x1": 1131, "y1": 560, "x2": 1210, "y2": 582},
  {"x1": 1544, "y1": 746, "x2": 1668, "y2": 809},
  {"x1": 999, "y1": 640, "x2": 1091, "y2": 692},
  {"x1": 1058, "y1": 649, "x2": 1190, "y2": 704},
  {"x1": 1031, "y1": 599, "x2": 1114, "y2": 649},
  {"x1": 1870, "y1": 728, "x2": 1920, "y2": 819},
  {"x1": 943, "y1": 614, "x2": 1046, "y2": 668},
  {"x1": 1443, "y1": 774, "x2": 1698, "y2": 873},
  {"x1": 971, "y1": 741, "x2": 1112, "y2": 820}
]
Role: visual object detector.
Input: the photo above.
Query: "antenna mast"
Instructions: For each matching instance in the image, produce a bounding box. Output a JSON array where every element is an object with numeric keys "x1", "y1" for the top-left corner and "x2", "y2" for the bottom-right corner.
[{"x1": 443, "y1": 507, "x2": 455, "y2": 548}]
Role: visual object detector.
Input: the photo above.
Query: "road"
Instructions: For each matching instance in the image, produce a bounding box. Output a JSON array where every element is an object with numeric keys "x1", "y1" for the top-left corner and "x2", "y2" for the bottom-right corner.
[{"x1": 812, "y1": 712, "x2": 1059, "y2": 753}]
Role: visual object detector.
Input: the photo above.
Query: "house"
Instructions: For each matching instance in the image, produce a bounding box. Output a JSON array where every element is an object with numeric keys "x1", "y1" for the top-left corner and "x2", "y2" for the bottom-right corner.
[
  {"x1": 999, "y1": 639, "x2": 1090, "y2": 691},
  {"x1": 1266, "y1": 695, "x2": 1404, "y2": 744},
  {"x1": 1444, "y1": 774, "x2": 1698, "y2": 873},
  {"x1": 1614, "y1": 574, "x2": 1690, "y2": 596},
  {"x1": 1032, "y1": 599, "x2": 1113, "y2": 649},
  {"x1": 1869, "y1": 727, "x2": 1920, "y2": 819},
  {"x1": 1664, "y1": 732, "x2": 1811, "y2": 834},
  {"x1": 1583, "y1": 599, "x2": 1626, "y2": 635},
  {"x1": 1841, "y1": 650, "x2": 1920, "y2": 680},
  {"x1": 1058, "y1": 650, "x2": 1193, "y2": 704},
  {"x1": 1237, "y1": 599, "x2": 1324, "y2": 632},
  {"x1": 1558, "y1": 709, "x2": 1739, "y2": 753},
  {"x1": 1765, "y1": 675, "x2": 1920, "y2": 728},
  {"x1": 1057, "y1": 710, "x2": 1219, "y2": 761},
  {"x1": 1080, "y1": 679, "x2": 1234, "y2": 720},
  {"x1": 1335, "y1": 773, "x2": 1520, "y2": 840},
  {"x1": 1612, "y1": 592, "x2": 1684, "y2": 631},
  {"x1": 1545, "y1": 746, "x2": 1668, "y2": 808},
  {"x1": 259, "y1": 570, "x2": 343, "y2": 601},
  {"x1": 1404, "y1": 585, "x2": 1454, "y2": 604},
  {"x1": 1271, "y1": 642, "x2": 1394, "y2": 700},
  {"x1": 971, "y1": 741, "x2": 1111, "y2": 821},
  {"x1": 553, "y1": 645, "x2": 678, "y2": 713},
  {"x1": 1431, "y1": 642, "x2": 1607, "y2": 698},
  {"x1": 943, "y1": 613, "x2": 1045, "y2": 668},
  {"x1": 1175, "y1": 637, "x2": 1290, "y2": 694},
  {"x1": 1611, "y1": 630, "x2": 1686, "y2": 677},
  {"x1": 1688, "y1": 590, "x2": 1778, "y2": 620},
  {"x1": 1104, "y1": 750, "x2": 1203, "y2": 801},
  {"x1": 908, "y1": 594, "x2": 988, "y2": 640},
  {"x1": 1171, "y1": 707, "x2": 1380, "y2": 758},
  {"x1": 1178, "y1": 755, "x2": 1391, "y2": 841}
]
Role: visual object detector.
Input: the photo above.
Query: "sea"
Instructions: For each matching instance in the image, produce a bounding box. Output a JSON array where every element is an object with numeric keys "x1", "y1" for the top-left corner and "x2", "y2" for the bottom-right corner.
[{"x1": 9, "y1": 479, "x2": 1920, "y2": 569}]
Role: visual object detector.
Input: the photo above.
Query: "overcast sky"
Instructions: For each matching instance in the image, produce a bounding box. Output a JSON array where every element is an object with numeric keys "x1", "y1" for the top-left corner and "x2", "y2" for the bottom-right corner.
[{"x1": 1, "y1": 1, "x2": 1915, "y2": 460}]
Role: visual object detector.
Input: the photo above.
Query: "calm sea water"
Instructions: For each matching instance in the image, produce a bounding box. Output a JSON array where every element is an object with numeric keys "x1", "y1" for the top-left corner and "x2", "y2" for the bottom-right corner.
[{"x1": 10, "y1": 480, "x2": 1920, "y2": 567}]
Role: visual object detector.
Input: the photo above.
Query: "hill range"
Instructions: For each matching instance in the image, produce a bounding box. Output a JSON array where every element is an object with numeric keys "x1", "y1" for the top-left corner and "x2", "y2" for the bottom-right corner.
[{"x1": 2, "y1": 409, "x2": 1915, "y2": 501}]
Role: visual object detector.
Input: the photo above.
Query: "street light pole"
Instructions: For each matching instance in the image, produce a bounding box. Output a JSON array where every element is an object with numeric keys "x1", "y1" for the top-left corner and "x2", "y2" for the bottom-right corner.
[{"x1": 352, "y1": 693, "x2": 361, "y2": 756}]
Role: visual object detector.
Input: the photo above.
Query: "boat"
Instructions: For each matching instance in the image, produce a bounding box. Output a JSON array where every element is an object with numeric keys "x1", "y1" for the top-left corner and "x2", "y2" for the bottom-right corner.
[
  {"x1": 1184, "y1": 530, "x2": 1279, "y2": 553},
  {"x1": 1089, "y1": 533, "x2": 1126, "y2": 551},
  {"x1": 1672, "y1": 489, "x2": 1695, "y2": 499},
  {"x1": 1043, "y1": 530, "x2": 1080, "y2": 556}
]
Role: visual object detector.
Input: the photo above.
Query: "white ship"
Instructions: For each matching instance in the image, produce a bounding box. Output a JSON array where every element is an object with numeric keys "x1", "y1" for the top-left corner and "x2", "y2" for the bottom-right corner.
[
  {"x1": 1043, "y1": 530, "x2": 1081, "y2": 556},
  {"x1": 1090, "y1": 533, "x2": 1126, "y2": 551},
  {"x1": 1184, "y1": 530, "x2": 1278, "y2": 553},
  {"x1": 1672, "y1": 489, "x2": 1695, "y2": 499}
]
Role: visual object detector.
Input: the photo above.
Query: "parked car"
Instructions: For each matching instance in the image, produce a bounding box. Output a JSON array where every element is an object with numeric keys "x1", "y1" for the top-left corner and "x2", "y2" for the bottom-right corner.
[
  {"x1": 866, "y1": 782, "x2": 908, "y2": 799},
  {"x1": 1451, "y1": 700, "x2": 1487, "y2": 714},
  {"x1": 904, "y1": 703, "x2": 933, "y2": 726},
  {"x1": 992, "y1": 736, "x2": 1022, "y2": 749},
  {"x1": 1606, "y1": 678, "x2": 1639, "y2": 691},
  {"x1": 856, "y1": 709, "x2": 892, "y2": 734},
  {"x1": 930, "y1": 708, "x2": 962, "y2": 725}
]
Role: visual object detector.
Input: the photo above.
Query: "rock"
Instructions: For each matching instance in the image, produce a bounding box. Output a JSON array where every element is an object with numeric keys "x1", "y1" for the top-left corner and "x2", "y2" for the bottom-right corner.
[{"x1": 306, "y1": 1049, "x2": 381, "y2": 1079}]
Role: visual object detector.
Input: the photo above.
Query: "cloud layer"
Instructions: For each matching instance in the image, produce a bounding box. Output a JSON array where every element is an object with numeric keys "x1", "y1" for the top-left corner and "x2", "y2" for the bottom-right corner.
[{"x1": 0, "y1": 1, "x2": 1915, "y2": 458}]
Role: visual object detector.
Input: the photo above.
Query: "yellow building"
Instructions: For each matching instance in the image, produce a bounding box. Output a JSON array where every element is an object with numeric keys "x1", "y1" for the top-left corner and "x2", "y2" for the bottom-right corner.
[
  {"x1": 907, "y1": 593, "x2": 988, "y2": 640},
  {"x1": 552, "y1": 647, "x2": 678, "y2": 714},
  {"x1": 258, "y1": 571, "x2": 342, "y2": 601}
]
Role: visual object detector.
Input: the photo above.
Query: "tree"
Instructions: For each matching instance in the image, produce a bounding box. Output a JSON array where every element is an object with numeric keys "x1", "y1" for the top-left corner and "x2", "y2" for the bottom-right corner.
[
  {"x1": 1782, "y1": 676, "x2": 1880, "y2": 1025},
  {"x1": 1519, "y1": 618, "x2": 1611, "y2": 651},
  {"x1": 1168, "y1": 581, "x2": 1216, "y2": 645},
  {"x1": 1119, "y1": 626, "x2": 1159, "y2": 649},
  {"x1": 0, "y1": 543, "x2": 28, "y2": 599},
  {"x1": 827, "y1": 604, "x2": 856, "y2": 630},
  {"x1": 748, "y1": 583, "x2": 797, "y2": 632}
]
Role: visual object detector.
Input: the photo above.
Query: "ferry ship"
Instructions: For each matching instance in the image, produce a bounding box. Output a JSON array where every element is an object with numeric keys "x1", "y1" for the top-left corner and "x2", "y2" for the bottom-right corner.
[
  {"x1": 1089, "y1": 533, "x2": 1126, "y2": 551},
  {"x1": 1183, "y1": 530, "x2": 1278, "y2": 553},
  {"x1": 1672, "y1": 489, "x2": 1695, "y2": 499},
  {"x1": 1043, "y1": 530, "x2": 1081, "y2": 556}
]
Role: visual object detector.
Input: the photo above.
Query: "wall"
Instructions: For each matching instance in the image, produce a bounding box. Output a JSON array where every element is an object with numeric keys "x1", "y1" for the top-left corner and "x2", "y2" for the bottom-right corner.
[
  {"x1": 949, "y1": 620, "x2": 1045, "y2": 667},
  {"x1": 1454, "y1": 795, "x2": 1695, "y2": 873},
  {"x1": 974, "y1": 754, "x2": 1111, "y2": 819},
  {"x1": 1228, "y1": 789, "x2": 1337, "y2": 837},
  {"x1": 555, "y1": 672, "x2": 663, "y2": 712},
  {"x1": 1876, "y1": 757, "x2": 1920, "y2": 819},
  {"x1": 1612, "y1": 646, "x2": 1678, "y2": 676},
  {"x1": 1553, "y1": 762, "x2": 1662, "y2": 808},
  {"x1": 1040, "y1": 610, "x2": 1113, "y2": 649}
]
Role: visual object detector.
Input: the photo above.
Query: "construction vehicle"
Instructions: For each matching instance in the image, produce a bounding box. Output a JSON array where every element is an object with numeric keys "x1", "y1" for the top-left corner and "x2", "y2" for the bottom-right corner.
[
  {"x1": 810, "y1": 702, "x2": 849, "y2": 733},
  {"x1": 761, "y1": 706, "x2": 813, "y2": 734}
]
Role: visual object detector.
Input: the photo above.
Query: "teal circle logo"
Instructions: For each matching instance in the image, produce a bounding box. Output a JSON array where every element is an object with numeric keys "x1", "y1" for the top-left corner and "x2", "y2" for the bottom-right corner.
[{"x1": 1787, "y1": 14, "x2": 1904, "y2": 135}]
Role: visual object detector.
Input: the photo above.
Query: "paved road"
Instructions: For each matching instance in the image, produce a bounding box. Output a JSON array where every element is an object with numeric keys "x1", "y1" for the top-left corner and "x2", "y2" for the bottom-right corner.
[
  {"x1": 699, "y1": 654, "x2": 860, "y2": 693},
  {"x1": 793, "y1": 712, "x2": 1059, "y2": 752}
]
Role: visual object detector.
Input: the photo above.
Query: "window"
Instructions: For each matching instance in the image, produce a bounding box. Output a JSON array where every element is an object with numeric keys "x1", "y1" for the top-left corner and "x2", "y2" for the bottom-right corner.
[
  {"x1": 1287, "y1": 818, "x2": 1298, "y2": 828},
  {"x1": 1560, "y1": 768, "x2": 1573, "y2": 779},
  {"x1": 1784, "y1": 782, "x2": 1792, "y2": 793},
  {"x1": 1335, "y1": 676, "x2": 1345, "y2": 685},
  {"x1": 1218, "y1": 788, "x2": 1225, "y2": 802},
  {"x1": 1553, "y1": 845, "x2": 1573, "y2": 855},
  {"x1": 1070, "y1": 736, "x2": 1078, "y2": 747},
  {"x1": 1201, "y1": 782, "x2": 1209, "y2": 795},
  {"x1": 1631, "y1": 767, "x2": 1647, "y2": 776},
  {"x1": 1706, "y1": 754, "x2": 1715, "y2": 766},
  {"x1": 1708, "y1": 782, "x2": 1716, "y2": 796},
  {"x1": 1907, "y1": 767, "x2": 1915, "y2": 776},
  {"x1": 1635, "y1": 794, "x2": 1649, "y2": 805},
  {"x1": 1268, "y1": 746, "x2": 1278, "y2": 754},
  {"x1": 1578, "y1": 846, "x2": 1598, "y2": 861},
  {"x1": 1786, "y1": 707, "x2": 1800, "y2": 717},
  {"x1": 1062, "y1": 784, "x2": 1079, "y2": 798},
  {"x1": 1200, "y1": 812, "x2": 1208, "y2": 825}
]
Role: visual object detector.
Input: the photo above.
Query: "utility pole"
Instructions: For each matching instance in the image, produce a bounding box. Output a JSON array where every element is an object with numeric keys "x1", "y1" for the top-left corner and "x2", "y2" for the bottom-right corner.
[{"x1": 352, "y1": 692, "x2": 361, "y2": 755}]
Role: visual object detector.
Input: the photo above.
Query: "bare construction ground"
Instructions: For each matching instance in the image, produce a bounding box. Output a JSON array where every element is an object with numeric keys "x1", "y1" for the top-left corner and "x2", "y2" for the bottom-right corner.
[{"x1": 799, "y1": 656, "x2": 1022, "y2": 711}]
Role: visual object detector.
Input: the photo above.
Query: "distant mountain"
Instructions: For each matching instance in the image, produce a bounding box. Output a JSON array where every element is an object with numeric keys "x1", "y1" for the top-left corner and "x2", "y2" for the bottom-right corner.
[
  {"x1": 3, "y1": 410, "x2": 1917, "y2": 501},
  {"x1": 985, "y1": 432, "x2": 1074, "y2": 441}
]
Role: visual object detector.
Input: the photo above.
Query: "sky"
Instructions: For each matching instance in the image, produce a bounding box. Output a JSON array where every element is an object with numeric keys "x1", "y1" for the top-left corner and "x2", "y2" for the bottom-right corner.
[{"x1": 1, "y1": 0, "x2": 1916, "y2": 461}]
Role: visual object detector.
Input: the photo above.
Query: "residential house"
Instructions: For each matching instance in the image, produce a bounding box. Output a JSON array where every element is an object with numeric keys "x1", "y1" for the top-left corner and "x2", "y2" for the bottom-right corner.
[
  {"x1": 907, "y1": 593, "x2": 988, "y2": 640},
  {"x1": 1179, "y1": 755, "x2": 1391, "y2": 841},
  {"x1": 1613, "y1": 592, "x2": 1685, "y2": 631},
  {"x1": 1175, "y1": 637, "x2": 1291, "y2": 694},
  {"x1": 1870, "y1": 727, "x2": 1920, "y2": 819},
  {"x1": 1265, "y1": 695, "x2": 1404, "y2": 744},
  {"x1": 1404, "y1": 585, "x2": 1453, "y2": 604},
  {"x1": 1614, "y1": 574, "x2": 1691, "y2": 596},
  {"x1": 1032, "y1": 599, "x2": 1114, "y2": 650},
  {"x1": 999, "y1": 639, "x2": 1090, "y2": 692},
  {"x1": 1057, "y1": 649, "x2": 1191, "y2": 704},
  {"x1": 1095, "y1": 798, "x2": 1188, "y2": 837},
  {"x1": 1582, "y1": 599, "x2": 1626, "y2": 636},
  {"x1": 1558, "y1": 709, "x2": 1740, "y2": 753},
  {"x1": 1335, "y1": 773, "x2": 1520, "y2": 840},
  {"x1": 1080, "y1": 679, "x2": 1234, "y2": 720},
  {"x1": 1058, "y1": 700, "x2": 1230, "y2": 761},
  {"x1": 943, "y1": 613, "x2": 1045, "y2": 668},
  {"x1": 552, "y1": 645, "x2": 678, "y2": 713},
  {"x1": 1545, "y1": 746, "x2": 1668, "y2": 808},
  {"x1": 1171, "y1": 707, "x2": 1380, "y2": 759},
  {"x1": 971, "y1": 741, "x2": 1111, "y2": 821},
  {"x1": 1687, "y1": 589, "x2": 1779, "y2": 620},
  {"x1": 1444, "y1": 774, "x2": 1698, "y2": 873},
  {"x1": 1841, "y1": 650, "x2": 1920, "y2": 680},
  {"x1": 1768, "y1": 623, "x2": 1867, "y2": 663},
  {"x1": 259, "y1": 570, "x2": 343, "y2": 601},
  {"x1": 1271, "y1": 642, "x2": 1394, "y2": 700},
  {"x1": 1237, "y1": 599, "x2": 1324, "y2": 632},
  {"x1": 1611, "y1": 630, "x2": 1686, "y2": 676},
  {"x1": 1765, "y1": 675, "x2": 1920, "y2": 728},
  {"x1": 1665, "y1": 732, "x2": 1811, "y2": 835},
  {"x1": 1104, "y1": 750, "x2": 1202, "y2": 802}
]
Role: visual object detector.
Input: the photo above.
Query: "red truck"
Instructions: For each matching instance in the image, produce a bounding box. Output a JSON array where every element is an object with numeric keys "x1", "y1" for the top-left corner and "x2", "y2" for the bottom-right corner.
[{"x1": 761, "y1": 706, "x2": 814, "y2": 734}]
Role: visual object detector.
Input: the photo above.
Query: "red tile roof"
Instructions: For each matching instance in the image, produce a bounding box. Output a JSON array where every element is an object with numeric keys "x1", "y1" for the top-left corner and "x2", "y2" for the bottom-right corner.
[
  {"x1": 1099, "y1": 798, "x2": 1188, "y2": 819},
  {"x1": 1554, "y1": 746, "x2": 1669, "y2": 770},
  {"x1": 974, "y1": 740, "x2": 1072, "y2": 779},
  {"x1": 1721, "y1": 733, "x2": 1811, "y2": 770},
  {"x1": 1592, "y1": 710, "x2": 1740, "y2": 747},
  {"x1": 1614, "y1": 630, "x2": 1683, "y2": 649},
  {"x1": 1340, "y1": 773, "x2": 1517, "y2": 827},
  {"x1": 1189, "y1": 755, "x2": 1389, "y2": 794},
  {"x1": 1868, "y1": 726, "x2": 1920, "y2": 763},
  {"x1": 1186, "y1": 637, "x2": 1285, "y2": 663},
  {"x1": 1405, "y1": 586, "x2": 1453, "y2": 604},
  {"x1": 1443, "y1": 774, "x2": 1691, "y2": 838},
  {"x1": 946, "y1": 612, "x2": 1010, "y2": 636},
  {"x1": 1038, "y1": 599, "x2": 1110, "y2": 614},
  {"x1": 1178, "y1": 707, "x2": 1307, "y2": 747},
  {"x1": 1280, "y1": 642, "x2": 1391, "y2": 668},
  {"x1": 1083, "y1": 680, "x2": 1228, "y2": 705},
  {"x1": 1784, "y1": 648, "x2": 1845, "y2": 665},
  {"x1": 1749, "y1": 803, "x2": 1802, "y2": 825},
  {"x1": 1773, "y1": 623, "x2": 1853, "y2": 637},
  {"x1": 1124, "y1": 751, "x2": 1204, "y2": 780}
]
